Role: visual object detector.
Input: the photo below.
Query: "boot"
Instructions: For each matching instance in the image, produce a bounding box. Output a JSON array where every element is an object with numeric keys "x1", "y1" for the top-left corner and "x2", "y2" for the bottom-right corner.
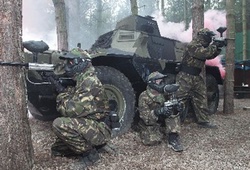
[
  {"x1": 79, "y1": 148, "x2": 100, "y2": 168},
  {"x1": 51, "y1": 139, "x2": 79, "y2": 157},
  {"x1": 197, "y1": 122, "x2": 218, "y2": 129},
  {"x1": 95, "y1": 143, "x2": 118, "y2": 155},
  {"x1": 168, "y1": 133, "x2": 183, "y2": 152}
]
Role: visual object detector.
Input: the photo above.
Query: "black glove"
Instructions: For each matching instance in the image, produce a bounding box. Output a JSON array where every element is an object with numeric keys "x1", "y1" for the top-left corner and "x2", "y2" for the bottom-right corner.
[
  {"x1": 154, "y1": 106, "x2": 173, "y2": 118},
  {"x1": 176, "y1": 102, "x2": 183, "y2": 113},
  {"x1": 47, "y1": 76, "x2": 65, "y2": 93},
  {"x1": 212, "y1": 40, "x2": 226, "y2": 49}
]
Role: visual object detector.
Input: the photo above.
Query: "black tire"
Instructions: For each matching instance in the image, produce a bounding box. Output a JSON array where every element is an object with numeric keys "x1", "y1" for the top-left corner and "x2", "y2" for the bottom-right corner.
[
  {"x1": 206, "y1": 74, "x2": 219, "y2": 115},
  {"x1": 95, "y1": 66, "x2": 135, "y2": 137}
]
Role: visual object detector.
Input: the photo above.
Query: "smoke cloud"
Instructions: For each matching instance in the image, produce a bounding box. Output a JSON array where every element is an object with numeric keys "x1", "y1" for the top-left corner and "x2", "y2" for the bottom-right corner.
[
  {"x1": 153, "y1": 9, "x2": 226, "y2": 42},
  {"x1": 22, "y1": 0, "x2": 57, "y2": 50}
]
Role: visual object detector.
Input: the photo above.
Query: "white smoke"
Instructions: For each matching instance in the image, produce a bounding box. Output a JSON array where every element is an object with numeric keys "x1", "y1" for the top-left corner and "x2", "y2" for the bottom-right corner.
[{"x1": 22, "y1": 0, "x2": 57, "y2": 50}]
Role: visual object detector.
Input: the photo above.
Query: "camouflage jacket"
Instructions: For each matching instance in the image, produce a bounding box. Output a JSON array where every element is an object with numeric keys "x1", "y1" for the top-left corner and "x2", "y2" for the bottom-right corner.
[
  {"x1": 138, "y1": 87, "x2": 166, "y2": 125},
  {"x1": 182, "y1": 38, "x2": 221, "y2": 69},
  {"x1": 56, "y1": 65, "x2": 109, "y2": 120}
]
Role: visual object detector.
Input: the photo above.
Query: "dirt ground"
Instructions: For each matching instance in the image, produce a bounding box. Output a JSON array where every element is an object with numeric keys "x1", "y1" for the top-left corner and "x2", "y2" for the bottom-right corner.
[{"x1": 30, "y1": 98, "x2": 250, "y2": 170}]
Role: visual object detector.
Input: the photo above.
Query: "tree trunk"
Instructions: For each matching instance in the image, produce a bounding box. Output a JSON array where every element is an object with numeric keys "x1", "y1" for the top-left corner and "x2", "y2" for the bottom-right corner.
[
  {"x1": 96, "y1": 0, "x2": 103, "y2": 37},
  {"x1": 184, "y1": 0, "x2": 189, "y2": 30},
  {"x1": 223, "y1": 0, "x2": 235, "y2": 114},
  {"x1": 156, "y1": 0, "x2": 160, "y2": 11},
  {"x1": 0, "y1": 0, "x2": 34, "y2": 169},
  {"x1": 52, "y1": 0, "x2": 68, "y2": 51},
  {"x1": 67, "y1": 0, "x2": 81, "y2": 48},
  {"x1": 242, "y1": 0, "x2": 247, "y2": 60},
  {"x1": 161, "y1": 0, "x2": 165, "y2": 16},
  {"x1": 130, "y1": 0, "x2": 138, "y2": 15},
  {"x1": 192, "y1": 0, "x2": 204, "y2": 38}
]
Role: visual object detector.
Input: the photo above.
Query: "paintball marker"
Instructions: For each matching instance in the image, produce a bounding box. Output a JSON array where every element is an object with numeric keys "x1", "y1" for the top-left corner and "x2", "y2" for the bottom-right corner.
[
  {"x1": 163, "y1": 84, "x2": 183, "y2": 116},
  {"x1": 0, "y1": 40, "x2": 76, "y2": 88},
  {"x1": 0, "y1": 60, "x2": 63, "y2": 86},
  {"x1": 0, "y1": 40, "x2": 56, "y2": 85},
  {"x1": 0, "y1": 40, "x2": 53, "y2": 71},
  {"x1": 212, "y1": 27, "x2": 227, "y2": 48}
]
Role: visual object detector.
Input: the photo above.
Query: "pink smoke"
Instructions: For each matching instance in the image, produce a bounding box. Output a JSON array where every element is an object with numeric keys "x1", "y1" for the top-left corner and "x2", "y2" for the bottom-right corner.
[
  {"x1": 205, "y1": 55, "x2": 226, "y2": 78},
  {"x1": 153, "y1": 10, "x2": 226, "y2": 79}
]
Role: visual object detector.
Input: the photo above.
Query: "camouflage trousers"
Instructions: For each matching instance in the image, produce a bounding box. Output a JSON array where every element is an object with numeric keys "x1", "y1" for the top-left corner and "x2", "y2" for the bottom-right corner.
[
  {"x1": 176, "y1": 71, "x2": 210, "y2": 123},
  {"x1": 52, "y1": 117, "x2": 111, "y2": 154},
  {"x1": 139, "y1": 114, "x2": 181, "y2": 146}
]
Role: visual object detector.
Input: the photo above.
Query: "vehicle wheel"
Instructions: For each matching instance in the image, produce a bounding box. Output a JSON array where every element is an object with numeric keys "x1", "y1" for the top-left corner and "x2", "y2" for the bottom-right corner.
[
  {"x1": 95, "y1": 66, "x2": 135, "y2": 137},
  {"x1": 206, "y1": 74, "x2": 219, "y2": 115}
]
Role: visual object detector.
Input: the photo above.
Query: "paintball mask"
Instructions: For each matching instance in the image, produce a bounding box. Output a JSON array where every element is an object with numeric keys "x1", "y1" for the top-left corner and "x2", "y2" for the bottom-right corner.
[
  {"x1": 59, "y1": 52, "x2": 90, "y2": 77},
  {"x1": 197, "y1": 28, "x2": 216, "y2": 47},
  {"x1": 147, "y1": 71, "x2": 168, "y2": 93}
]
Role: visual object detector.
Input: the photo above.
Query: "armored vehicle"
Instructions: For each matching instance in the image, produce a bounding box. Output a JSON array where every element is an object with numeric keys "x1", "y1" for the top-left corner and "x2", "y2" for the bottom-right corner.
[{"x1": 26, "y1": 15, "x2": 223, "y2": 137}]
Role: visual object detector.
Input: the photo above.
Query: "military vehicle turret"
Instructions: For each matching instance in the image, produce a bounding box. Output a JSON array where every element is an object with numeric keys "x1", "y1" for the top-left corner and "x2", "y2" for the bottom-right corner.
[{"x1": 26, "y1": 15, "x2": 223, "y2": 137}]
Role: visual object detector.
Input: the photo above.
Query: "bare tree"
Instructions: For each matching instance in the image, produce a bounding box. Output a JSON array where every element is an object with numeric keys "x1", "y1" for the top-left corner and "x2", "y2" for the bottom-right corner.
[
  {"x1": 96, "y1": 0, "x2": 103, "y2": 37},
  {"x1": 223, "y1": 0, "x2": 235, "y2": 113},
  {"x1": 67, "y1": 0, "x2": 81, "y2": 48},
  {"x1": 0, "y1": 0, "x2": 34, "y2": 169},
  {"x1": 184, "y1": 0, "x2": 189, "y2": 30},
  {"x1": 52, "y1": 0, "x2": 68, "y2": 51},
  {"x1": 161, "y1": 0, "x2": 165, "y2": 16},
  {"x1": 130, "y1": 0, "x2": 138, "y2": 15},
  {"x1": 192, "y1": 0, "x2": 204, "y2": 38},
  {"x1": 242, "y1": 0, "x2": 247, "y2": 60},
  {"x1": 156, "y1": 0, "x2": 160, "y2": 11}
]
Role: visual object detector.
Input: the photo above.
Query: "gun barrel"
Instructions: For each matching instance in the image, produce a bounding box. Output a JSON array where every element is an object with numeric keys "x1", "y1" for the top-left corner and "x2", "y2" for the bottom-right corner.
[
  {"x1": 0, "y1": 61, "x2": 28, "y2": 67},
  {"x1": 28, "y1": 63, "x2": 54, "y2": 71}
]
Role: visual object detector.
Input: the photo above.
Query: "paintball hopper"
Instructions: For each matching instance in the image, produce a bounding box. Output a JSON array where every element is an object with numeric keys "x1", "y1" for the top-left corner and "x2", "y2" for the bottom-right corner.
[
  {"x1": 217, "y1": 27, "x2": 227, "y2": 37},
  {"x1": 163, "y1": 84, "x2": 180, "y2": 93},
  {"x1": 23, "y1": 40, "x2": 49, "y2": 53}
]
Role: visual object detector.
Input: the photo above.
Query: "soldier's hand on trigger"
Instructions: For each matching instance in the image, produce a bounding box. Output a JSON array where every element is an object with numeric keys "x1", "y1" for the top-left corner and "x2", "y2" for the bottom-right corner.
[
  {"x1": 154, "y1": 106, "x2": 173, "y2": 118},
  {"x1": 47, "y1": 76, "x2": 65, "y2": 93},
  {"x1": 212, "y1": 38, "x2": 226, "y2": 49},
  {"x1": 54, "y1": 83, "x2": 65, "y2": 93}
]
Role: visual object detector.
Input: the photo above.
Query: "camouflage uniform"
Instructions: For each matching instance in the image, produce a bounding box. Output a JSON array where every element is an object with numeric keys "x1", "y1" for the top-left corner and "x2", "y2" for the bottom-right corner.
[
  {"x1": 138, "y1": 85, "x2": 181, "y2": 146},
  {"x1": 176, "y1": 28, "x2": 221, "y2": 124},
  {"x1": 52, "y1": 64, "x2": 111, "y2": 155}
]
